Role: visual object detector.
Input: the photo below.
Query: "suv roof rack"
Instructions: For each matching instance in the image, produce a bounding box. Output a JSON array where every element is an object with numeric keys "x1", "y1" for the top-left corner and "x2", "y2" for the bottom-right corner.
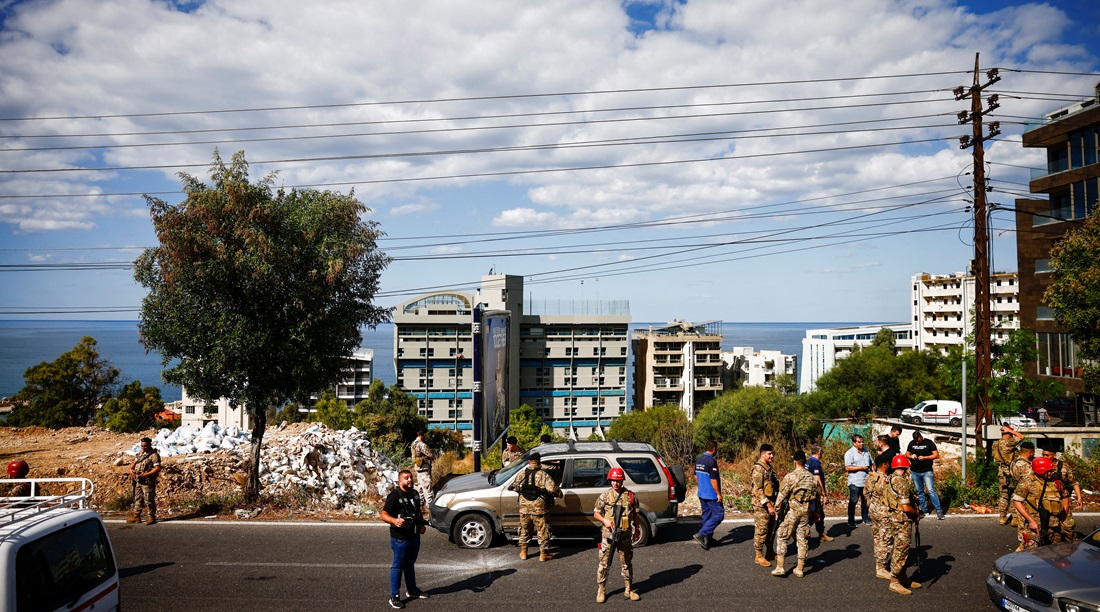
[{"x1": 1, "y1": 478, "x2": 95, "y2": 528}]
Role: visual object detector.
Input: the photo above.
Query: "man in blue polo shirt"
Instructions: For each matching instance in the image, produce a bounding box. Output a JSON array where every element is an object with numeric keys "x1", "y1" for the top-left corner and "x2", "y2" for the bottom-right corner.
[
  {"x1": 806, "y1": 444, "x2": 834, "y2": 542},
  {"x1": 693, "y1": 439, "x2": 722, "y2": 550}
]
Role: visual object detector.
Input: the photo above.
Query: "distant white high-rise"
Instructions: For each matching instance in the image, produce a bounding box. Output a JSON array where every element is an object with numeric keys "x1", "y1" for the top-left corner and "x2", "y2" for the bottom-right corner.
[
  {"x1": 799, "y1": 323, "x2": 914, "y2": 394},
  {"x1": 910, "y1": 271, "x2": 1020, "y2": 352}
]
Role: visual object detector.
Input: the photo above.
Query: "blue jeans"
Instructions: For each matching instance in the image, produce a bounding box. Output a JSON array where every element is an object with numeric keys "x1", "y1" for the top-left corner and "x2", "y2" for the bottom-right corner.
[
  {"x1": 911, "y1": 470, "x2": 942, "y2": 515},
  {"x1": 848, "y1": 485, "x2": 868, "y2": 524},
  {"x1": 698, "y1": 498, "x2": 723, "y2": 538},
  {"x1": 390, "y1": 536, "x2": 420, "y2": 597}
]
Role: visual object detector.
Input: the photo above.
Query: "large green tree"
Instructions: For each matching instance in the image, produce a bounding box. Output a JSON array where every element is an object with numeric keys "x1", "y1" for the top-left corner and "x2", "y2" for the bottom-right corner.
[
  {"x1": 10, "y1": 336, "x2": 120, "y2": 428},
  {"x1": 98, "y1": 381, "x2": 164, "y2": 433},
  {"x1": 1045, "y1": 209, "x2": 1100, "y2": 393},
  {"x1": 353, "y1": 380, "x2": 427, "y2": 456},
  {"x1": 941, "y1": 328, "x2": 1063, "y2": 416},
  {"x1": 135, "y1": 151, "x2": 391, "y2": 499},
  {"x1": 694, "y1": 385, "x2": 819, "y2": 456}
]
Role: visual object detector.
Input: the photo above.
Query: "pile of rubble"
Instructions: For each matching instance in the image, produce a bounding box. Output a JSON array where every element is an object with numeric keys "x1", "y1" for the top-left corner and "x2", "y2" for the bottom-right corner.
[{"x1": 126, "y1": 422, "x2": 251, "y2": 457}]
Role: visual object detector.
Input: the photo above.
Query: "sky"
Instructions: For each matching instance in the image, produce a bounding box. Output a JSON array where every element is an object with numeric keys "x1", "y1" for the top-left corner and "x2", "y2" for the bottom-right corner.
[{"x1": 1, "y1": 0, "x2": 1098, "y2": 324}]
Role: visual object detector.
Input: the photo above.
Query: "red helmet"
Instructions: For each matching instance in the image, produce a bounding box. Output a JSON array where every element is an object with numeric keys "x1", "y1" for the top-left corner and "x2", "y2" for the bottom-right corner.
[
  {"x1": 607, "y1": 467, "x2": 626, "y2": 481},
  {"x1": 1032, "y1": 457, "x2": 1055, "y2": 476},
  {"x1": 890, "y1": 455, "x2": 910, "y2": 469},
  {"x1": 7, "y1": 460, "x2": 29, "y2": 478}
]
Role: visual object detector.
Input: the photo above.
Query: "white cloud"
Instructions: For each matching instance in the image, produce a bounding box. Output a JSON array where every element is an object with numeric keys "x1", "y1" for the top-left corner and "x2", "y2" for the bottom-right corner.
[
  {"x1": 493, "y1": 207, "x2": 558, "y2": 227},
  {"x1": 389, "y1": 202, "x2": 440, "y2": 217}
]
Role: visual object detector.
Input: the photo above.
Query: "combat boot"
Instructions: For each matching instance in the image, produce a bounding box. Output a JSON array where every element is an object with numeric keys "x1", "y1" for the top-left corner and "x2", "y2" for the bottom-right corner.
[
  {"x1": 623, "y1": 581, "x2": 640, "y2": 601},
  {"x1": 999, "y1": 515, "x2": 1012, "y2": 526},
  {"x1": 875, "y1": 563, "x2": 892, "y2": 580},
  {"x1": 793, "y1": 560, "x2": 805, "y2": 578},
  {"x1": 819, "y1": 533, "x2": 835, "y2": 542},
  {"x1": 145, "y1": 516, "x2": 156, "y2": 525},
  {"x1": 540, "y1": 551, "x2": 553, "y2": 561},
  {"x1": 596, "y1": 585, "x2": 605, "y2": 604},
  {"x1": 126, "y1": 513, "x2": 141, "y2": 524},
  {"x1": 889, "y1": 577, "x2": 912, "y2": 595},
  {"x1": 771, "y1": 556, "x2": 786, "y2": 577},
  {"x1": 754, "y1": 551, "x2": 771, "y2": 567},
  {"x1": 519, "y1": 547, "x2": 527, "y2": 560},
  {"x1": 900, "y1": 571, "x2": 922, "y2": 589}
]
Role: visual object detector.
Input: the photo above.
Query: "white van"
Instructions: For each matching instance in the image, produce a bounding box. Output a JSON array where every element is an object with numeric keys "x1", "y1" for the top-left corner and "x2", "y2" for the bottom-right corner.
[
  {"x1": 901, "y1": 400, "x2": 964, "y2": 426},
  {"x1": 1, "y1": 478, "x2": 120, "y2": 612}
]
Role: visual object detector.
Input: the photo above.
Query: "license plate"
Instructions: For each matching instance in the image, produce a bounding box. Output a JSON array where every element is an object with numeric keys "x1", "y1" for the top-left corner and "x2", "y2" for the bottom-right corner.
[{"x1": 1002, "y1": 597, "x2": 1030, "y2": 612}]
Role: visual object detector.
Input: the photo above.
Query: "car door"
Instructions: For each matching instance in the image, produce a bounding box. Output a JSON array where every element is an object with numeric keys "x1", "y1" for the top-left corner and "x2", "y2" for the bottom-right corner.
[
  {"x1": 558, "y1": 456, "x2": 611, "y2": 531},
  {"x1": 923, "y1": 402, "x2": 942, "y2": 423},
  {"x1": 499, "y1": 458, "x2": 566, "y2": 532}
]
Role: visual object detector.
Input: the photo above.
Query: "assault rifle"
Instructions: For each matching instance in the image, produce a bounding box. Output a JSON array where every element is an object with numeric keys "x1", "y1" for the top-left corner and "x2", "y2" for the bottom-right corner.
[
  {"x1": 912, "y1": 519, "x2": 922, "y2": 576},
  {"x1": 1037, "y1": 479, "x2": 1052, "y2": 546},
  {"x1": 767, "y1": 499, "x2": 789, "y2": 555},
  {"x1": 606, "y1": 498, "x2": 625, "y2": 560}
]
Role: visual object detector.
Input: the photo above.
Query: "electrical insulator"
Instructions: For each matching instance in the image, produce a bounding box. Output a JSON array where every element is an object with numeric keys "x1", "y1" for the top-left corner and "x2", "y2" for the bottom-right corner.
[
  {"x1": 957, "y1": 111, "x2": 969, "y2": 124},
  {"x1": 953, "y1": 86, "x2": 967, "y2": 100},
  {"x1": 959, "y1": 135, "x2": 972, "y2": 149}
]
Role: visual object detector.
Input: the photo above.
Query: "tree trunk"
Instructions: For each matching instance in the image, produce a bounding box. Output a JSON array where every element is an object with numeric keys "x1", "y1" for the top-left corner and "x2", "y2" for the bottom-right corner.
[{"x1": 247, "y1": 408, "x2": 268, "y2": 502}]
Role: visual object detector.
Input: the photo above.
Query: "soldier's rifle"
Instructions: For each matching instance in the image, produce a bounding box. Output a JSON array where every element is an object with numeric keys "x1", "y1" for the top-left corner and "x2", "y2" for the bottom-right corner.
[
  {"x1": 767, "y1": 499, "x2": 789, "y2": 555},
  {"x1": 606, "y1": 499, "x2": 625, "y2": 560},
  {"x1": 1037, "y1": 478, "x2": 1052, "y2": 546},
  {"x1": 912, "y1": 519, "x2": 922, "y2": 576}
]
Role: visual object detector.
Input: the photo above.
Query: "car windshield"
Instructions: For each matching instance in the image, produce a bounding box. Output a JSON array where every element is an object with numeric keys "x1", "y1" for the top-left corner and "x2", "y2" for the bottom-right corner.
[
  {"x1": 1084, "y1": 527, "x2": 1100, "y2": 547},
  {"x1": 491, "y1": 458, "x2": 529, "y2": 486}
]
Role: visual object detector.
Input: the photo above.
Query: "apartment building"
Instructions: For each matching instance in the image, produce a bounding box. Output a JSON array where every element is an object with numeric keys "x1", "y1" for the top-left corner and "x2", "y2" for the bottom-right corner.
[
  {"x1": 722, "y1": 347, "x2": 797, "y2": 390},
  {"x1": 1014, "y1": 83, "x2": 1099, "y2": 396},
  {"x1": 394, "y1": 274, "x2": 630, "y2": 439},
  {"x1": 911, "y1": 271, "x2": 1020, "y2": 352},
  {"x1": 799, "y1": 323, "x2": 914, "y2": 394},
  {"x1": 632, "y1": 321, "x2": 723, "y2": 420},
  {"x1": 332, "y1": 350, "x2": 374, "y2": 406}
]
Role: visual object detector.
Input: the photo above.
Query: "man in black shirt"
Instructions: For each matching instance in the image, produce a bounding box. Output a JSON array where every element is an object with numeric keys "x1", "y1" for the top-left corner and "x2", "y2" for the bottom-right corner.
[
  {"x1": 886, "y1": 425, "x2": 903, "y2": 454},
  {"x1": 874, "y1": 434, "x2": 897, "y2": 466},
  {"x1": 906, "y1": 430, "x2": 944, "y2": 520},
  {"x1": 382, "y1": 470, "x2": 429, "y2": 609}
]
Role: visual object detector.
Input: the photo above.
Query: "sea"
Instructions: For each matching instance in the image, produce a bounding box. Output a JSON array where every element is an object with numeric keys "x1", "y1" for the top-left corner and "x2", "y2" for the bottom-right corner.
[{"x1": 0, "y1": 320, "x2": 880, "y2": 405}]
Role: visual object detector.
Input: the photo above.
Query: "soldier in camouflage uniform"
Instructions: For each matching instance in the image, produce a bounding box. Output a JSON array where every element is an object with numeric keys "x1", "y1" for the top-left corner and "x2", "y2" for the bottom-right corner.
[
  {"x1": 593, "y1": 467, "x2": 641, "y2": 603},
  {"x1": 751, "y1": 443, "x2": 779, "y2": 567},
  {"x1": 883, "y1": 455, "x2": 921, "y2": 595},
  {"x1": 1012, "y1": 457, "x2": 1074, "y2": 550},
  {"x1": 771, "y1": 450, "x2": 820, "y2": 578},
  {"x1": 1043, "y1": 449, "x2": 1084, "y2": 512},
  {"x1": 411, "y1": 429, "x2": 435, "y2": 508},
  {"x1": 1005, "y1": 441, "x2": 1035, "y2": 526},
  {"x1": 992, "y1": 426, "x2": 1025, "y2": 525},
  {"x1": 128, "y1": 437, "x2": 162, "y2": 525},
  {"x1": 865, "y1": 454, "x2": 893, "y2": 580},
  {"x1": 512, "y1": 453, "x2": 561, "y2": 560},
  {"x1": 502, "y1": 436, "x2": 525, "y2": 465}
]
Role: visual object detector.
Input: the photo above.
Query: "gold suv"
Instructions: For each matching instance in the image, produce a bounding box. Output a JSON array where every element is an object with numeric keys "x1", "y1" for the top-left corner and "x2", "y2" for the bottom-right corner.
[{"x1": 429, "y1": 440, "x2": 686, "y2": 549}]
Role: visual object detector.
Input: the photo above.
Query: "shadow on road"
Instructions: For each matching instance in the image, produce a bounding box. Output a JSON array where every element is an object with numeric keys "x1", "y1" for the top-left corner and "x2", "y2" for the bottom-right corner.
[
  {"x1": 712, "y1": 524, "x2": 754, "y2": 546},
  {"x1": 428, "y1": 568, "x2": 517, "y2": 595},
  {"x1": 120, "y1": 562, "x2": 174, "y2": 578},
  {"x1": 634, "y1": 563, "x2": 703, "y2": 594},
  {"x1": 912, "y1": 547, "x2": 954, "y2": 588}
]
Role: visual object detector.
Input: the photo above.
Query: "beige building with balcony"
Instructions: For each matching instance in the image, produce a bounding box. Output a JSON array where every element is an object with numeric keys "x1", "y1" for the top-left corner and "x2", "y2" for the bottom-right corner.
[
  {"x1": 911, "y1": 271, "x2": 1020, "y2": 352},
  {"x1": 632, "y1": 321, "x2": 723, "y2": 420},
  {"x1": 723, "y1": 347, "x2": 797, "y2": 390}
]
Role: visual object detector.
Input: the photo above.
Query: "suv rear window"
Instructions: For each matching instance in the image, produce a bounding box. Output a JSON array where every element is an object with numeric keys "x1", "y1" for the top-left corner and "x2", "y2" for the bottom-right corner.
[
  {"x1": 15, "y1": 517, "x2": 116, "y2": 612},
  {"x1": 618, "y1": 457, "x2": 661, "y2": 484}
]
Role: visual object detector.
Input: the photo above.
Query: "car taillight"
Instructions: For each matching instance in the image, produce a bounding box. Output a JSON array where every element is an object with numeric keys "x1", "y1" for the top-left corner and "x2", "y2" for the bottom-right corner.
[{"x1": 656, "y1": 456, "x2": 676, "y2": 502}]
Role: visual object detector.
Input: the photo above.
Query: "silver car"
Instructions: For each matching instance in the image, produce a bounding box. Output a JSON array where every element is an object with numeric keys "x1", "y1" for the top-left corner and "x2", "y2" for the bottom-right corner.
[{"x1": 986, "y1": 525, "x2": 1100, "y2": 611}]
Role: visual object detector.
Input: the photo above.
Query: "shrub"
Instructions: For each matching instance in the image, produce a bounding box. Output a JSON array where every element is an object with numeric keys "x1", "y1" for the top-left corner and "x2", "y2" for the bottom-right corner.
[
  {"x1": 607, "y1": 404, "x2": 694, "y2": 471},
  {"x1": 694, "y1": 386, "x2": 820, "y2": 457}
]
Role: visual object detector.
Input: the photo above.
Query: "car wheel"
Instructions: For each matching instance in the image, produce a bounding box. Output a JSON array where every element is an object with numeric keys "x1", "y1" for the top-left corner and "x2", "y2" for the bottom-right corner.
[
  {"x1": 912, "y1": 417, "x2": 922, "y2": 424},
  {"x1": 949, "y1": 418, "x2": 961, "y2": 427},
  {"x1": 631, "y1": 515, "x2": 651, "y2": 548},
  {"x1": 452, "y1": 513, "x2": 494, "y2": 549}
]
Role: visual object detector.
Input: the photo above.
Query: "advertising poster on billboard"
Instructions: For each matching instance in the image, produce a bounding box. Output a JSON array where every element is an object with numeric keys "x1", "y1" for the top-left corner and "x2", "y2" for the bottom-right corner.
[{"x1": 481, "y1": 311, "x2": 510, "y2": 449}]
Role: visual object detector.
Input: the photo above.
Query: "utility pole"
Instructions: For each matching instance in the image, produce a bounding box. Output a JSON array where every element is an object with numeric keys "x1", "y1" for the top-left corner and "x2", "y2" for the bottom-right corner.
[{"x1": 954, "y1": 53, "x2": 1000, "y2": 454}]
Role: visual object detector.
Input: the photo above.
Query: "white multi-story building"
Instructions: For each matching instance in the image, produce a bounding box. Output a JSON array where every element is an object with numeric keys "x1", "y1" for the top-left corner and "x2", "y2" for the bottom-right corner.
[
  {"x1": 332, "y1": 350, "x2": 374, "y2": 406},
  {"x1": 632, "y1": 321, "x2": 724, "y2": 420},
  {"x1": 799, "y1": 323, "x2": 914, "y2": 394},
  {"x1": 911, "y1": 271, "x2": 1020, "y2": 352},
  {"x1": 394, "y1": 274, "x2": 630, "y2": 440},
  {"x1": 723, "y1": 347, "x2": 797, "y2": 390}
]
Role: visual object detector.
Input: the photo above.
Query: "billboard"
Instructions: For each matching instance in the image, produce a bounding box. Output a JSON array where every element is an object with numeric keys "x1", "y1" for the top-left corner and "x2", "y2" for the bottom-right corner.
[{"x1": 480, "y1": 310, "x2": 510, "y2": 449}]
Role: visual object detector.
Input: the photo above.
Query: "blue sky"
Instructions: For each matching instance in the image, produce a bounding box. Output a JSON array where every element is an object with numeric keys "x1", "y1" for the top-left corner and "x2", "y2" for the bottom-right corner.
[{"x1": 1, "y1": 0, "x2": 1098, "y2": 323}]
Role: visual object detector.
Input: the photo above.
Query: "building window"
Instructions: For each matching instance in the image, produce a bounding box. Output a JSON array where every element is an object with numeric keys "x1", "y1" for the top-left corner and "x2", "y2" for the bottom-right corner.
[
  {"x1": 1035, "y1": 259, "x2": 1052, "y2": 274},
  {"x1": 1037, "y1": 306, "x2": 1054, "y2": 321},
  {"x1": 185, "y1": 406, "x2": 196, "y2": 415}
]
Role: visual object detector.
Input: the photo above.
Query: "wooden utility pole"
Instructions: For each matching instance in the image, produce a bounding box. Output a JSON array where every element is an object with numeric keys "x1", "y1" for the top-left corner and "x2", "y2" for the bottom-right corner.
[{"x1": 954, "y1": 53, "x2": 1000, "y2": 453}]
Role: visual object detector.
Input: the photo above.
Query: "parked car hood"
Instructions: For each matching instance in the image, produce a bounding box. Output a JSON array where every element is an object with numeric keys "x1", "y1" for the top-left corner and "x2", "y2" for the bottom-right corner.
[
  {"x1": 437, "y1": 471, "x2": 495, "y2": 494},
  {"x1": 998, "y1": 538, "x2": 1100, "y2": 602}
]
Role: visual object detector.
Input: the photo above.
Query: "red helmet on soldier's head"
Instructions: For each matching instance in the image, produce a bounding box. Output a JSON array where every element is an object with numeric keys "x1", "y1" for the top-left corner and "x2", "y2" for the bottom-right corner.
[
  {"x1": 890, "y1": 455, "x2": 910, "y2": 470},
  {"x1": 7, "y1": 460, "x2": 29, "y2": 478},
  {"x1": 607, "y1": 467, "x2": 626, "y2": 481},
  {"x1": 1032, "y1": 457, "x2": 1055, "y2": 476}
]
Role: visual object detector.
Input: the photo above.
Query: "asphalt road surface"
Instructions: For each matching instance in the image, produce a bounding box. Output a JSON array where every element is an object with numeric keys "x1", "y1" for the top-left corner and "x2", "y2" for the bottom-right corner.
[{"x1": 109, "y1": 514, "x2": 1100, "y2": 611}]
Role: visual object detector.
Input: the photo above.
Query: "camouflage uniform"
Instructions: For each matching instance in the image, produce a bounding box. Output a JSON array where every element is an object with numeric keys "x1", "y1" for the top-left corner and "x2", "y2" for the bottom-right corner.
[
  {"x1": 512, "y1": 466, "x2": 560, "y2": 554},
  {"x1": 1011, "y1": 473, "x2": 1073, "y2": 549},
  {"x1": 1052, "y1": 459, "x2": 1079, "y2": 533},
  {"x1": 883, "y1": 470, "x2": 916, "y2": 579},
  {"x1": 411, "y1": 437, "x2": 434, "y2": 507},
  {"x1": 131, "y1": 449, "x2": 161, "y2": 521},
  {"x1": 502, "y1": 447, "x2": 526, "y2": 465},
  {"x1": 594, "y1": 487, "x2": 639, "y2": 586},
  {"x1": 773, "y1": 466, "x2": 819, "y2": 564},
  {"x1": 751, "y1": 461, "x2": 779, "y2": 555},
  {"x1": 1005, "y1": 456, "x2": 1032, "y2": 525},
  {"x1": 991, "y1": 437, "x2": 1020, "y2": 520},
  {"x1": 864, "y1": 470, "x2": 892, "y2": 571}
]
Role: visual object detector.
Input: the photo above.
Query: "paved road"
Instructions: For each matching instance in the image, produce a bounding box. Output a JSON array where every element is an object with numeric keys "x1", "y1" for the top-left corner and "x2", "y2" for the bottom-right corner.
[{"x1": 109, "y1": 514, "x2": 1100, "y2": 611}]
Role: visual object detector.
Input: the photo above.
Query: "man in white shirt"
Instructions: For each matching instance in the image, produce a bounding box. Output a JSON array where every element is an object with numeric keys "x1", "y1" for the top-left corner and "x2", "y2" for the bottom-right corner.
[{"x1": 844, "y1": 434, "x2": 873, "y2": 527}]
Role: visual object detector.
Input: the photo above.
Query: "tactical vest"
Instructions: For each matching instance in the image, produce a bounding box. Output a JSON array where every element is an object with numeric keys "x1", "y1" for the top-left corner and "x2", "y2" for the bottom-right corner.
[
  {"x1": 992, "y1": 440, "x2": 1016, "y2": 466},
  {"x1": 756, "y1": 462, "x2": 778, "y2": 499},
  {"x1": 520, "y1": 468, "x2": 543, "y2": 501}
]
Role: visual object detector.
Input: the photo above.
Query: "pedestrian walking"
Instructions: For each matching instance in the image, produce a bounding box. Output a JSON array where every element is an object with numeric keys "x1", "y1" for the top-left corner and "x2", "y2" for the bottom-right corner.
[
  {"x1": 905, "y1": 431, "x2": 944, "y2": 519},
  {"x1": 128, "y1": 437, "x2": 162, "y2": 525},
  {"x1": 1037, "y1": 406, "x2": 1049, "y2": 427},
  {"x1": 593, "y1": 467, "x2": 641, "y2": 603},
  {"x1": 844, "y1": 434, "x2": 873, "y2": 527},
  {"x1": 751, "y1": 443, "x2": 779, "y2": 567},
  {"x1": 692, "y1": 440, "x2": 722, "y2": 550},
  {"x1": 771, "y1": 450, "x2": 820, "y2": 578},
  {"x1": 512, "y1": 453, "x2": 561, "y2": 560},
  {"x1": 883, "y1": 455, "x2": 921, "y2": 595},
  {"x1": 411, "y1": 429, "x2": 435, "y2": 508},
  {"x1": 805, "y1": 444, "x2": 833, "y2": 541},
  {"x1": 382, "y1": 469, "x2": 429, "y2": 609},
  {"x1": 865, "y1": 454, "x2": 893, "y2": 580},
  {"x1": 993, "y1": 426, "x2": 1026, "y2": 525}
]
